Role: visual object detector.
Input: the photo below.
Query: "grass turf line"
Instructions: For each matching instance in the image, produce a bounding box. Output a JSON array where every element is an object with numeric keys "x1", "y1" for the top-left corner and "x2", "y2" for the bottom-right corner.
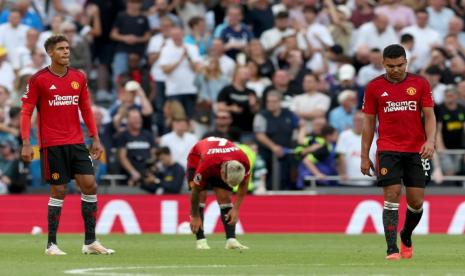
[{"x1": 0, "y1": 234, "x2": 464, "y2": 275}]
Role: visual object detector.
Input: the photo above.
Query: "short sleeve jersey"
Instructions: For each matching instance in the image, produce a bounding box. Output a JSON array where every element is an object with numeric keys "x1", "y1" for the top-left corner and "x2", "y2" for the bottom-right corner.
[
  {"x1": 21, "y1": 67, "x2": 91, "y2": 148},
  {"x1": 362, "y1": 73, "x2": 434, "y2": 152},
  {"x1": 186, "y1": 137, "x2": 251, "y2": 188}
]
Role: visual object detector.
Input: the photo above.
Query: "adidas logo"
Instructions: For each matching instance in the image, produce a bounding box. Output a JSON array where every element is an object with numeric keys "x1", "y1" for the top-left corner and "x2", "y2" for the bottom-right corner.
[
  {"x1": 49, "y1": 84, "x2": 57, "y2": 90},
  {"x1": 381, "y1": 92, "x2": 389, "y2": 97}
]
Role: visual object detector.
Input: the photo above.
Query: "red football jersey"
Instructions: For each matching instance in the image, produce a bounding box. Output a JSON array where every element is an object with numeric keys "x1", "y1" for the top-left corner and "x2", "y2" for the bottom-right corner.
[
  {"x1": 362, "y1": 73, "x2": 434, "y2": 152},
  {"x1": 21, "y1": 67, "x2": 93, "y2": 148},
  {"x1": 187, "y1": 137, "x2": 251, "y2": 188}
]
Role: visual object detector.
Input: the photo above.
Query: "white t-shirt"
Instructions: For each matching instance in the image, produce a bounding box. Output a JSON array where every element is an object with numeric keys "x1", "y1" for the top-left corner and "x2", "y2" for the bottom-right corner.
[
  {"x1": 219, "y1": 55, "x2": 235, "y2": 81},
  {"x1": 0, "y1": 60, "x2": 15, "y2": 91},
  {"x1": 357, "y1": 64, "x2": 385, "y2": 87},
  {"x1": 0, "y1": 23, "x2": 29, "y2": 62},
  {"x1": 147, "y1": 34, "x2": 169, "y2": 82},
  {"x1": 400, "y1": 25, "x2": 441, "y2": 72},
  {"x1": 158, "y1": 41, "x2": 201, "y2": 96},
  {"x1": 352, "y1": 22, "x2": 398, "y2": 54},
  {"x1": 305, "y1": 23, "x2": 334, "y2": 50},
  {"x1": 290, "y1": 92, "x2": 331, "y2": 115},
  {"x1": 160, "y1": 131, "x2": 198, "y2": 169},
  {"x1": 335, "y1": 129, "x2": 376, "y2": 186}
]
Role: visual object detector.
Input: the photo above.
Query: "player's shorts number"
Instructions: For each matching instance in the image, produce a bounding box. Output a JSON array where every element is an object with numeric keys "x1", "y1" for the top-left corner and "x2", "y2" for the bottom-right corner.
[
  {"x1": 207, "y1": 136, "x2": 228, "y2": 146},
  {"x1": 421, "y1": 158, "x2": 430, "y2": 176}
]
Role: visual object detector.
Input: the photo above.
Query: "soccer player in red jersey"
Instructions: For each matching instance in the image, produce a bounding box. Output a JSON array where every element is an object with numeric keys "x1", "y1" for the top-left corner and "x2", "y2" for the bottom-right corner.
[
  {"x1": 20, "y1": 35, "x2": 114, "y2": 255},
  {"x1": 361, "y1": 44, "x2": 436, "y2": 260},
  {"x1": 188, "y1": 136, "x2": 250, "y2": 250}
]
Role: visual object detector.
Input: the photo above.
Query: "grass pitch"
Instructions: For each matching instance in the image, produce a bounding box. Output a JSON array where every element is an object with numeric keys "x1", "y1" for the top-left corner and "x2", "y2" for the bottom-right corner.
[{"x1": 0, "y1": 234, "x2": 464, "y2": 275}]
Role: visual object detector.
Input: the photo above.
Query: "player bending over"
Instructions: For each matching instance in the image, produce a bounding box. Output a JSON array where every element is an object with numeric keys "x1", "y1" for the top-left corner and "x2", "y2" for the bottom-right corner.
[
  {"x1": 188, "y1": 137, "x2": 250, "y2": 250},
  {"x1": 20, "y1": 35, "x2": 114, "y2": 255}
]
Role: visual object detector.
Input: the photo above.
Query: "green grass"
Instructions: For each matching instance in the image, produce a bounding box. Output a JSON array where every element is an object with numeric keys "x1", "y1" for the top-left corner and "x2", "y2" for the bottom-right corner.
[{"x1": 1, "y1": 234, "x2": 464, "y2": 275}]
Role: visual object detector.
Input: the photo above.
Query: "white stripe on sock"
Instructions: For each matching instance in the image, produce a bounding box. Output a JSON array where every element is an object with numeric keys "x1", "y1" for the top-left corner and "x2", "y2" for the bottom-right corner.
[
  {"x1": 199, "y1": 203, "x2": 206, "y2": 208},
  {"x1": 48, "y1": 198, "x2": 64, "y2": 207},
  {"x1": 407, "y1": 204, "x2": 423, "y2": 213},
  {"x1": 384, "y1": 201, "x2": 399, "y2": 211},
  {"x1": 81, "y1": 194, "x2": 97, "y2": 203},
  {"x1": 219, "y1": 203, "x2": 233, "y2": 209}
]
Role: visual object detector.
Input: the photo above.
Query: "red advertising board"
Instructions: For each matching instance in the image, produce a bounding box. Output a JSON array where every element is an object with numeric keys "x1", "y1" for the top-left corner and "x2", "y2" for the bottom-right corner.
[{"x1": 1, "y1": 195, "x2": 465, "y2": 234}]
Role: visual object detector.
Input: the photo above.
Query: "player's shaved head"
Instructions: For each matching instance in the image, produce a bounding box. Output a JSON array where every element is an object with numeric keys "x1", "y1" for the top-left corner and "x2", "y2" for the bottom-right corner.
[{"x1": 44, "y1": 34, "x2": 69, "y2": 53}]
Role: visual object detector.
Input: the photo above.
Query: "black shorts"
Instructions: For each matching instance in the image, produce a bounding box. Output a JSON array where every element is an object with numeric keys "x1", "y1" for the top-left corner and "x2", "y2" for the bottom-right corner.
[
  {"x1": 376, "y1": 151, "x2": 431, "y2": 187},
  {"x1": 41, "y1": 144, "x2": 94, "y2": 185}
]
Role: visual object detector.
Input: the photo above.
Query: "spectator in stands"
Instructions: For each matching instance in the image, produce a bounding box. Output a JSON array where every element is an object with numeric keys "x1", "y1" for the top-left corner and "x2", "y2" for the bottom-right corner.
[
  {"x1": 0, "y1": 48, "x2": 15, "y2": 92},
  {"x1": 297, "y1": 124, "x2": 338, "y2": 187},
  {"x1": 435, "y1": 86, "x2": 465, "y2": 176},
  {"x1": 159, "y1": 27, "x2": 202, "y2": 118},
  {"x1": 110, "y1": 80, "x2": 153, "y2": 135},
  {"x1": 290, "y1": 73, "x2": 330, "y2": 131},
  {"x1": 277, "y1": 33, "x2": 309, "y2": 70},
  {"x1": 0, "y1": 86, "x2": 13, "y2": 133},
  {"x1": 217, "y1": 66, "x2": 259, "y2": 135},
  {"x1": 326, "y1": 1, "x2": 353, "y2": 56},
  {"x1": 374, "y1": 0, "x2": 415, "y2": 32},
  {"x1": 159, "y1": 117, "x2": 198, "y2": 169},
  {"x1": 350, "y1": 0, "x2": 375, "y2": 29},
  {"x1": 0, "y1": 9, "x2": 29, "y2": 63},
  {"x1": 424, "y1": 65, "x2": 447, "y2": 104},
  {"x1": 11, "y1": 28, "x2": 38, "y2": 70},
  {"x1": 110, "y1": 0, "x2": 151, "y2": 84},
  {"x1": 246, "y1": 39, "x2": 275, "y2": 80},
  {"x1": 61, "y1": 21, "x2": 92, "y2": 73},
  {"x1": 336, "y1": 111, "x2": 375, "y2": 186},
  {"x1": 303, "y1": 6, "x2": 334, "y2": 51},
  {"x1": 400, "y1": 33, "x2": 415, "y2": 68},
  {"x1": 254, "y1": 91, "x2": 299, "y2": 190},
  {"x1": 271, "y1": 0, "x2": 305, "y2": 28},
  {"x1": 457, "y1": 80, "x2": 465, "y2": 106},
  {"x1": 208, "y1": 39, "x2": 236, "y2": 81},
  {"x1": 13, "y1": 68, "x2": 34, "y2": 105},
  {"x1": 448, "y1": 56, "x2": 465, "y2": 84},
  {"x1": 352, "y1": 13, "x2": 398, "y2": 55},
  {"x1": 147, "y1": 16, "x2": 173, "y2": 132},
  {"x1": 246, "y1": 0, "x2": 274, "y2": 38},
  {"x1": 262, "y1": 69, "x2": 300, "y2": 109},
  {"x1": 176, "y1": 0, "x2": 206, "y2": 34},
  {"x1": 357, "y1": 48, "x2": 385, "y2": 87},
  {"x1": 427, "y1": 0, "x2": 455, "y2": 39},
  {"x1": 245, "y1": 61, "x2": 272, "y2": 99},
  {"x1": 202, "y1": 110, "x2": 234, "y2": 139},
  {"x1": 260, "y1": 11, "x2": 295, "y2": 59},
  {"x1": 447, "y1": 17, "x2": 465, "y2": 48},
  {"x1": 22, "y1": 47, "x2": 46, "y2": 73},
  {"x1": 146, "y1": 146, "x2": 185, "y2": 194},
  {"x1": 444, "y1": 34, "x2": 465, "y2": 62},
  {"x1": 401, "y1": 9, "x2": 441, "y2": 72},
  {"x1": 329, "y1": 90, "x2": 358, "y2": 133},
  {"x1": 0, "y1": 0, "x2": 43, "y2": 31},
  {"x1": 184, "y1": 16, "x2": 211, "y2": 57},
  {"x1": 220, "y1": 4, "x2": 254, "y2": 60},
  {"x1": 145, "y1": 0, "x2": 181, "y2": 32},
  {"x1": 160, "y1": 99, "x2": 186, "y2": 135},
  {"x1": 117, "y1": 108, "x2": 157, "y2": 187},
  {"x1": 120, "y1": 52, "x2": 155, "y2": 103},
  {"x1": 330, "y1": 63, "x2": 364, "y2": 108},
  {"x1": 0, "y1": 138, "x2": 25, "y2": 194}
]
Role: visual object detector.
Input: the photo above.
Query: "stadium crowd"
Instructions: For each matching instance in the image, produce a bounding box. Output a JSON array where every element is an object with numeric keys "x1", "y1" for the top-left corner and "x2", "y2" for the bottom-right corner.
[{"x1": 1, "y1": 0, "x2": 465, "y2": 194}]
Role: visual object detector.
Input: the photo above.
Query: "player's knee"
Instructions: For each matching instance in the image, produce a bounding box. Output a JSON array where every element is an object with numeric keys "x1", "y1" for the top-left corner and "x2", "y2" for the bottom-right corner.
[
  {"x1": 408, "y1": 199, "x2": 423, "y2": 210},
  {"x1": 51, "y1": 185, "x2": 66, "y2": 199},
  {"x1": 384, "y1": 190, "x2": 401, "y2": 202}
]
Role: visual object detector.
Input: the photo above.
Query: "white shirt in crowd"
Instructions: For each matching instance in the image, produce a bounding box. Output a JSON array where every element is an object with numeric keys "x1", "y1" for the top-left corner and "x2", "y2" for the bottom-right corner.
[
  {"x1": 160, "y1": 131, "x2": 198, "y2": 169},
  {"x1": 401, "y1": 25, "x2": 441, "y2": 72},
  {"x1": 357, "y1": 64, "x2": 385, "y2": 87},
  {"x1": 0, "y1": 22, "x2": 29, "y2": 62},
  {"x1": 305, "y1": 23, "x2": 334, "y2": 50},
  {"x1": 218, "y1": 55, "x2": 236, "y2": 81},
  {"x1": 352, "y1": 22, "x2": 398, "y2": 54},
  {"x1": 158, "y1": 40, "x2": 201, "y2": 96},
  {"x1": 0, "y1": 60, "x2": 15, "y2": 91},
  {"x1": 335, "y1": 129, "x2": 376, "y2": 186},
  {"x1": 147, "y1": 34, "x2": 169, "y2": 82}
]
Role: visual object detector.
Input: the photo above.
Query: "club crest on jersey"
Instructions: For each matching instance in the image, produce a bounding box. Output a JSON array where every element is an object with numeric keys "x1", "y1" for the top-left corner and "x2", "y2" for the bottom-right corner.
[
  {"x1": 406, "y1": 87, "x2": 416, "y2": 96},
  {"x1": 51, "y1": 173, "x2": 60, "y2": 180},
  {"x1": 194, "y1": 173, "x2": 202, "y2": 184},
  {"x1": 71, "y1": 81, "x2": 80, "y2": 90},
  {"x1": 380, "y1": 168, "x2": 388, "y2": 176}
]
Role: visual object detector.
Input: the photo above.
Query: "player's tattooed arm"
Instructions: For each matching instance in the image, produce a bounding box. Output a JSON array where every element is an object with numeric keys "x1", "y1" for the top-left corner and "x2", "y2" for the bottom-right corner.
[{"x1": 190, "y1": 186, "x2": 201, "y2": 217}]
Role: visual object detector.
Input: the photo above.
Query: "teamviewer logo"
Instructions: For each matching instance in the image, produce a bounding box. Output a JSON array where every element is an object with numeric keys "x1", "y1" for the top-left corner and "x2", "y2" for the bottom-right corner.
[{"x1": 48, "y1": 95, "x2": 79, "y2": 106}]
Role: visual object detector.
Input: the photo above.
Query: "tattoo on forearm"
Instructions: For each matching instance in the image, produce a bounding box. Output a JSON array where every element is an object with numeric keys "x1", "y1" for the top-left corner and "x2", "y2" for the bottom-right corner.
[{"x1": 191, "y1": 188, "x2": 200, "y2": 217}]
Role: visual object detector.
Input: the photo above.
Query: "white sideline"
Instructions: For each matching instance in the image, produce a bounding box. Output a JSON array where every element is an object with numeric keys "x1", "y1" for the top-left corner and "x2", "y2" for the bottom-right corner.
[{"x1": 64, "y1": 264, "x2": 380, "y2": 276}]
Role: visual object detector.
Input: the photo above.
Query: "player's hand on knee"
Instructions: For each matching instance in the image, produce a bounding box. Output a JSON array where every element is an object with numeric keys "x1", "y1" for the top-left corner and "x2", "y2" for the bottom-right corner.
[
  {"x1": 190, "y1": 216, "x2": 202, "y2": 233},
  {"x1": 225, "y1": 208, "x2": 238, "y2": 225}
]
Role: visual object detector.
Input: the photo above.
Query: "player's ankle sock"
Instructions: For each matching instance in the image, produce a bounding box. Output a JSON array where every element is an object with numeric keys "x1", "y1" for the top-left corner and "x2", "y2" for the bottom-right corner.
[
  {"x1": 401, "y1": 204, "x2": 423, "y2": 247},
  {"x1": 47, "y1": 198, "x2": 63, "y2": 248},
  {"x1": 196, "y1": 203, "x2": 206, "y2": 240},
  {"x1": 81, "y1": 194, "x2": 97, "y2": 245},
  {"x1": 219, "y1": 203, "x2": 235, "y2": 239},
  {"x1": 383, "y1": 201, "x2": 399, "y2": 254}
]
